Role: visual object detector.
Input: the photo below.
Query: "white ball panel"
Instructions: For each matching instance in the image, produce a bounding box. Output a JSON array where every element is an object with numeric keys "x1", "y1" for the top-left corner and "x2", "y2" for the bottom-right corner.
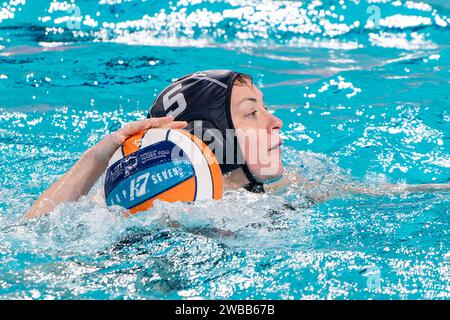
[
  {"x1": 141, "y1": 128, "x2": 170, "y2": 147},
  {"x1": 167, "y1": 129, "x2": 213, "y2": 200},
  {"x1": 108, "y1": 147, "x2": 124, "y2": 167}
]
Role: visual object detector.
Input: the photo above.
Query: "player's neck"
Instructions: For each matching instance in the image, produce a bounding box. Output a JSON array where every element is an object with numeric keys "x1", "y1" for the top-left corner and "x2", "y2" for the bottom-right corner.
[{"x1": 222, "y1": 168, "x2": 250, "y2": 191}]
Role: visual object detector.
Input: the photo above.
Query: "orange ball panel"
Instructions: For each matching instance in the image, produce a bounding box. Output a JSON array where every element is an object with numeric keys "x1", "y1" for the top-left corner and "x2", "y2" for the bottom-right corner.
[
  {"x1": 128, "y1": 176, "x2": 197, "y2": 214},
  {"x1": 122, "y1": 131, "x2": 145, "y2": 157}
]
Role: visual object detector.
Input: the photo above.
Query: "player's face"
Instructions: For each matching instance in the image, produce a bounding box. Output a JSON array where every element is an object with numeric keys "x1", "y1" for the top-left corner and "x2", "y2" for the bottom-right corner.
[{"x1": 230, "y1": 80, "x2": 284, "y2": 181}]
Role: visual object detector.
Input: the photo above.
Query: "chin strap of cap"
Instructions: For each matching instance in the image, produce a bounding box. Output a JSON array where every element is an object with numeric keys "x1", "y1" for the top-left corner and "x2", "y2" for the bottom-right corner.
[{"x1": 242, "y1": 165, "x2": 265, "y2": 193}]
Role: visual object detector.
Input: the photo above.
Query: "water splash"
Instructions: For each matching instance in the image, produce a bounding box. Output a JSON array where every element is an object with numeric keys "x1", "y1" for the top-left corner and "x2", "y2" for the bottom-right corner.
[{"x1": 1, "y1": 0, "x2": 449, "y2": 300}]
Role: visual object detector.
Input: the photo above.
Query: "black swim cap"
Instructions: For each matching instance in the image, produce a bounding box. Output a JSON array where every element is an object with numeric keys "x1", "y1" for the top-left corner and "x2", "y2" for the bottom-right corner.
[{"x1": 147, "y1": 70, "x2": 264, "y2": 192}]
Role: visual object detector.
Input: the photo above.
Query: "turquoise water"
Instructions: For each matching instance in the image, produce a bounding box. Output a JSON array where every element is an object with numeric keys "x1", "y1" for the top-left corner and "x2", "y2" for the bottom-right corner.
[{"x1": 1, "y1": 0, "x2": 449, "y2": 299}]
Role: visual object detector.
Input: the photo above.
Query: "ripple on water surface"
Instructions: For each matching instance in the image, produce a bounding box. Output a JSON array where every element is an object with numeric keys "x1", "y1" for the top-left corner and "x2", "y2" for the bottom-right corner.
[{"x1": 0, "y1": 0, "x2": 449, "y2": 299}]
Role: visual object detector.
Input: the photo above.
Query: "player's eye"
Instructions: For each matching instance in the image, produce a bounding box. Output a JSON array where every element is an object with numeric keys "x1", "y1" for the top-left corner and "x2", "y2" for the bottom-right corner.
[{"x1": 246, "y1": 110, "x2": 258, "y2": 118}]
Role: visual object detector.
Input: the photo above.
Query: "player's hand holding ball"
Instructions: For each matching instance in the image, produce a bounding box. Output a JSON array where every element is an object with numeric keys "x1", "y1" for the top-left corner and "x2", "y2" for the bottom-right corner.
[{"x1": 90, "y1": 116, "x2": 188, "y2": 164}]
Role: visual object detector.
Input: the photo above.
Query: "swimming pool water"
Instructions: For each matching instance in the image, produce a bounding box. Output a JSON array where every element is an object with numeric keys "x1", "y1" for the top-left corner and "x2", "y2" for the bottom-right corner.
[{"x1": 0, "y1": 0, "x2": 449, "y2": 299}]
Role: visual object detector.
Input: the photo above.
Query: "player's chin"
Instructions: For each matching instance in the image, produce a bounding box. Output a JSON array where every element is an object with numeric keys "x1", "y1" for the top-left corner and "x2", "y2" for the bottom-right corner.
[
  {"x1": 256, "y1": 160, "x2": 284, "y2": 181},
  {"x1": 271, "y1": 160, "x2": 284, "y2": 178},
  {"x1": 270, "y1": 151, "x2": 284, "y2": 171}
]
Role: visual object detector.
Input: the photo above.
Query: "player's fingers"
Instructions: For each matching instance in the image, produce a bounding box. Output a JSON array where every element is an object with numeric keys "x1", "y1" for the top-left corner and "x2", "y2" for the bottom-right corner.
[
  {"x1": 117, "y1": 117, "x2": 174, "y2": 136},
  {"x1": 160, "y1": 121, "x2": 188, "y2": 129},
  {"x1": 146, "y1": 116, "x2": 176, "y2": 128}
]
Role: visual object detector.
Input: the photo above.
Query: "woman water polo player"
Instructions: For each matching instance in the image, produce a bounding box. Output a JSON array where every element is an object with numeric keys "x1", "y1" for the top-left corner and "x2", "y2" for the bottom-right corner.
[{"x1": 26, "y1": 70, "x2": 450, "y2": 219}]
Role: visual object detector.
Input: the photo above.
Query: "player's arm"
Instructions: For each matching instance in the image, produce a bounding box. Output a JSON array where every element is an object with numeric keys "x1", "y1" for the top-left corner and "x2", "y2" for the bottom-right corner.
[
  {"x1": 340, "y1": 183, "x2": 450, "y2": 195},
  {"x1": 266, "y1": 171, "x2": 450, "y2": 202},
  {"x1": 25, "y1": 116, "x2": 187, "y2": 219}
]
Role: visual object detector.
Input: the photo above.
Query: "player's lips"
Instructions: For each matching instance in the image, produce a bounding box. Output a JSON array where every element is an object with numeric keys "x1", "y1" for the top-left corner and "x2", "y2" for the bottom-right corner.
[{"x1": 268, "y1": 139, "x2": 283, "y2": 151}]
